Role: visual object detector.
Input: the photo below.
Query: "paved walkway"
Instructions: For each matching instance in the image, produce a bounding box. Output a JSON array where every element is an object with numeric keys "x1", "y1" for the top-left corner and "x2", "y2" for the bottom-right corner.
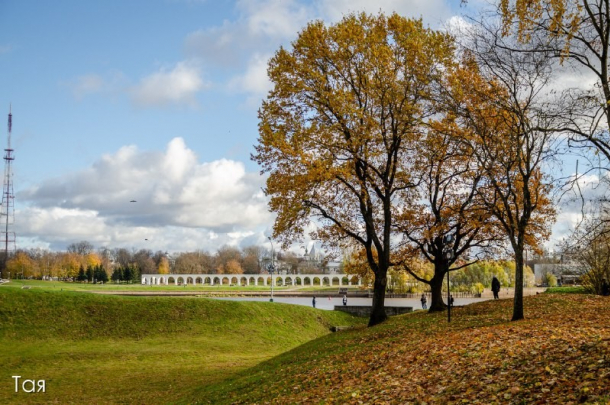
[{"x1": 479, "y1": 287, "x2": 546, "y2": 299}]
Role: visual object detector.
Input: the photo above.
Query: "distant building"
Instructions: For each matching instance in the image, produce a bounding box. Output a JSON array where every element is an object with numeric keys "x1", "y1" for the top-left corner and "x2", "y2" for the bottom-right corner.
[
  {"x1": 272, "y1": 243, "x2": 343, "y2": 274},
  {"x1": 534, "y1": 263, "x2": 585, "y2": 285}
]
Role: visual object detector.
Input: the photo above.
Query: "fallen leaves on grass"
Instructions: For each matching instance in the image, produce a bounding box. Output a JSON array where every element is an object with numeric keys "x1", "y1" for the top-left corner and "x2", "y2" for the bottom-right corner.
[{"x1": 212, "y1": 294, "x2": 610, "y2": 404}]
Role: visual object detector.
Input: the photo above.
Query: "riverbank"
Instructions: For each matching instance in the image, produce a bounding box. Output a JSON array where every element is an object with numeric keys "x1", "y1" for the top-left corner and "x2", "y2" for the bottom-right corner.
[{"x1": 90, "y1": 286, "x2": 545, "y2": 298}]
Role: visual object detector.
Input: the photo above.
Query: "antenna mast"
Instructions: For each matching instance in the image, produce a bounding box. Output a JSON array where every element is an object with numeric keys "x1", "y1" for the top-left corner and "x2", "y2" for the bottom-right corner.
[{"x1": 1, "y1": 106, "x2": 15, "y2": 275}]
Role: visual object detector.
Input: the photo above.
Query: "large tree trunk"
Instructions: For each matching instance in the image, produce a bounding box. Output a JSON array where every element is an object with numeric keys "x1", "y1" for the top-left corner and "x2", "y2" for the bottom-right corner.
[
  {"x1": 512, "y1": 243, "x2": 524, "y2": 321},
  {"x1": 368, "y1": 271, "x2": 388, "y2": 326},
  {"x1": 428, "y1": 270, "x2": 447, "y2": 312}
]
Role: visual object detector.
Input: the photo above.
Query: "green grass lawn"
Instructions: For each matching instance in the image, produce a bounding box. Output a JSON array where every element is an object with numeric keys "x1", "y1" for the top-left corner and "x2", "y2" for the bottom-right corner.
[
  {"x1": 545, "y1": 285, "x2": 587, "y2": 294},
  {"x1": 0, "y1": 286, "x2": 363, "y2": 404},
  {"x1": 6, "y1": 281, "x2": 605, "y2": 404}
]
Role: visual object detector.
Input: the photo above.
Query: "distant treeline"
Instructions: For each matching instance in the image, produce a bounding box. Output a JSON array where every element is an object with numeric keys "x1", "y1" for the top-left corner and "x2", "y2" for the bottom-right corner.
[{"x1": 0, "y1": 241, "x2": 321, "y2": 281}]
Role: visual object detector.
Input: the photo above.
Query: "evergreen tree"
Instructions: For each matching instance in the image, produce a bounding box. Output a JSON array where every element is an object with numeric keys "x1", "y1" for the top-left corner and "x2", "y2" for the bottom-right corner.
[
  {"x1": 130, "y1": 264, "x2": 140, "y2": 284},
  {"x1": 96, "y1": 265, "x2": 108, "y2": 283},
  {"x1": 77, "y1": 266, "x2": 86, "y2": 282},
  {"x1": 111, "y1": 267, "x2": 122, "y2": 284},
  {"x1": 123, "y1": 265, "x2": 132, "y2": 283}
]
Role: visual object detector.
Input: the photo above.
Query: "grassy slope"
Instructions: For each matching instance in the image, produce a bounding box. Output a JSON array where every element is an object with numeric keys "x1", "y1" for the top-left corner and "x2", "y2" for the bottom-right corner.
[
  {"x1": 0, "y1": 287, "x2": 363, "y2": 404},
  {"x1": 197, "y1": 293, "x2": 610, "y2": 404}
]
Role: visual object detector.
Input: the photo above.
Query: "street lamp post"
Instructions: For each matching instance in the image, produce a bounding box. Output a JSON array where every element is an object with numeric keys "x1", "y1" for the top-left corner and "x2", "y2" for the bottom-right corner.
[
  {"x1": 447, "y1": 261, "x2": 451, "y2": 323},
  {"x1": 268, "y1": 237, "x2": 275, "y2": 302}
]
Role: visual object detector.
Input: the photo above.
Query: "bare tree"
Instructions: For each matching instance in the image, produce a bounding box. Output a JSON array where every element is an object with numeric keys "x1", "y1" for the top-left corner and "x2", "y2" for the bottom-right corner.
[
  {"x1": 449, "y1": 20, "x2": 559, "y2": 321},
  {"x1": 560, "y1": 204, "x2": 610, "y2": 293},
  {"x1": 499, "y1": 0, "x2": 610, "y2": 172},
  {"x1": 67, "y1": 241, "x2": 94, "y2": 256}
]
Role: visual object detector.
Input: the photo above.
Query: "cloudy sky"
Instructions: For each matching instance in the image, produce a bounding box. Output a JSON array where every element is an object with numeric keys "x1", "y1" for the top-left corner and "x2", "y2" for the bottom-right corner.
[{"x1": 0, "y1": 0, "x2": 593, "y2": 253}]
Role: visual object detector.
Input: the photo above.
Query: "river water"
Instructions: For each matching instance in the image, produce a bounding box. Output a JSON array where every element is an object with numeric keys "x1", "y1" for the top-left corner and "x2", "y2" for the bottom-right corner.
[{"x1": 211, "y1": 295, "x2": 491, "y2": 311}]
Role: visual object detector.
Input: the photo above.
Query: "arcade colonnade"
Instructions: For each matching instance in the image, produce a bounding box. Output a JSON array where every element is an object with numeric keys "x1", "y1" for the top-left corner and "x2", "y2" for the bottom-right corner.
[{"x1": 141, "y1": 273, "x2": 362, "y2": 287}]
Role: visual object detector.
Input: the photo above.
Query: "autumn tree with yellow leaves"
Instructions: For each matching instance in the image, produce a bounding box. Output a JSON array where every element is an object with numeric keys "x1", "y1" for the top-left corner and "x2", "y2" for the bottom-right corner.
[
  {"x1": 395, "y1": 123, "x2": 501, "y2": 312},
  {"x1": 6, "y1": 252, "x2": 36, "y2": 279},
  {"x1": 254, "y1": 13, "x2": 456, "y2": 326},
  {"x1": 445, "y1": 23, "x2": 558, "y2": 321}
]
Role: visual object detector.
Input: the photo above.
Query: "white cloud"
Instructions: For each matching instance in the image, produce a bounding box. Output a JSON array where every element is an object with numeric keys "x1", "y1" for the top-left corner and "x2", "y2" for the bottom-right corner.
[
  {"x1": 185, "y1": 20, "x2": 250, "y2": 68},
  {"x1": 228, "y1": 53, "x2": 273, "y2": 107},
  {"x1": 130, "y1": 61, "x2": 207, "y2": 108},
  {"x1": 316, "y1": 0, "x2": 453, "y2": 24},
  {"x1": 70, "y1": 74, "x2": 104, "y2": 99},
  {"x1": 17, "y1": 138, "x2": 273, "y2": 251},
  {"x1": 64, "y1": 71, "x2": 127, "y2": 100},
  {"x1": 239, "y1": 0, "x2": 312, "y2": 38},
  {"x1": 548, "y1": 172, "x2": 610, "y2": 249},
  {"x1": 184, "y1": 0, "x2": 312, "y2": 67},
  {"x1": 185, "y1": 0, "x2": 457, "y2": 107}
]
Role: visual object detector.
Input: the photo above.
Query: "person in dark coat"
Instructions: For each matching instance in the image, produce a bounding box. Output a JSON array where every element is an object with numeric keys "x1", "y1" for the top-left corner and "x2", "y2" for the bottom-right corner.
[
  {"x1": 602, "y1": 278, "x2": 610, "y2": 296},
  {"x1": 342, "y1": 295, "x2": 347, "y2": 306},
  {"x1": 491, "y1": 276, "x2": 501, "y2": 300},
  {"x1": 312, "y1": 296, "x2": 316, "y2": 308},
  {"x1": 420, "y1": 293, "x2": 427, "y2": 310}
]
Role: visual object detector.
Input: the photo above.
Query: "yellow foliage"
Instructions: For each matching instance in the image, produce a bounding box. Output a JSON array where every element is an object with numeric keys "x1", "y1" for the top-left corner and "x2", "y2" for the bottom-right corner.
[
  {"x1": 157, "y1": 256, "x2": 170, "y2": 274},
  {"x1": 6, "y1": 252, "x2": 36, "y2": 278},
  {"x1": 85, "y1": 253, "x2": 101, "y2": 269}
]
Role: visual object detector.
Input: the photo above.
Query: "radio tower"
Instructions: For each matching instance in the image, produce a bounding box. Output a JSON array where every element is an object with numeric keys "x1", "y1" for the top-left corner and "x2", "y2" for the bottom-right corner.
[{"x1": 1, "y1": 106, "x2": 15, "y2": 274}]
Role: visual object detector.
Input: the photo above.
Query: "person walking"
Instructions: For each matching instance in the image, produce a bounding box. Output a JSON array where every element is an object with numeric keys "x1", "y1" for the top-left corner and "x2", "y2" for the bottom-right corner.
[
  {"x1": 602, "y1": 278, "x2": 610, "y2": 296},
  {"x1": 449, "y1": 294, "x2": 454, "y2": 307},
  {"x1": 491, "y1": 275, "x2": 501, "y2": 300},
  {"x1": 420, "y1": 293, "x2": 427, "y2": 310},
  {"x1": 342, "y1": 295, "x2": 347, "y2": 306},
  {"x1": 312, "y1": 296, "x2": 316, "y2": 308}
]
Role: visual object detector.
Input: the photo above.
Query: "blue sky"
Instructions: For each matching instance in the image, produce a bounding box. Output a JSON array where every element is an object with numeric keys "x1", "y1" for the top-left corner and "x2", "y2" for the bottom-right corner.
[{"x1": 0, "y1": 0, "x2": 591, "y2": 254}]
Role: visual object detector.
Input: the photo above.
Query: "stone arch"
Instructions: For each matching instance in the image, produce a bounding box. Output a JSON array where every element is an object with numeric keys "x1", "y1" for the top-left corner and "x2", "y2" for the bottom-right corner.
[
  {"x1": 203, "y1": 277, "x2": 212, "y2": 285},
  {"x1": 186, "y1": 277, "x2": 194, "y2": 285},
  {"x1": 249, "y1": 277, "x2": 256, "y2": 286},
  {"x1": 313, "y1": 277, "x2": 321, "y2": 286},
  {"x1": 177, "y1": 277, "x2": 185, "y2": 285},
  {"x1": 168, "y1": 276, "x2": 176, "y2": 285},
  {"x1": 230, "y1": 277, "x2": 238, "y2": 285},
  {"x1": 332, "y1": 277, "x2": 341, "y2": 286},
  {"x1": 322, "y1": 277, "x2": 330, "y2": 286},
  {"x1": 214, "y1": 277, "x2": 222, "y2": 286},
  {"x1": 195, "y1": 277, "x2": 203, "y2": 285},
  {"x1": 275, "y1": 277, "x2": 284, "y2": 286},
  {"x1": 285, "y1": 277, "x2": 293, "y2": 286},
  {"x1": 304, "y1": 277, "x2": 312, "y2": 286},
  {"x1": 222, "y1": 277, "x2": 230, "y2": 285},
  {"x1": 257, "y1": 276, "x2": 265, "y2": 286}
]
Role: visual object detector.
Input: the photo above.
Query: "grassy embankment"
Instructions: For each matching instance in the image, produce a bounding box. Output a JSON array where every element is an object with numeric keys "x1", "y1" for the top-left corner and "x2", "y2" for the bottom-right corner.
[
  {"x1": 0, "y1": 284, "x2": 363, "y2": 404},
  {"x1": 194, "y1": 291, "x2": 610, "y2": 404}
]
